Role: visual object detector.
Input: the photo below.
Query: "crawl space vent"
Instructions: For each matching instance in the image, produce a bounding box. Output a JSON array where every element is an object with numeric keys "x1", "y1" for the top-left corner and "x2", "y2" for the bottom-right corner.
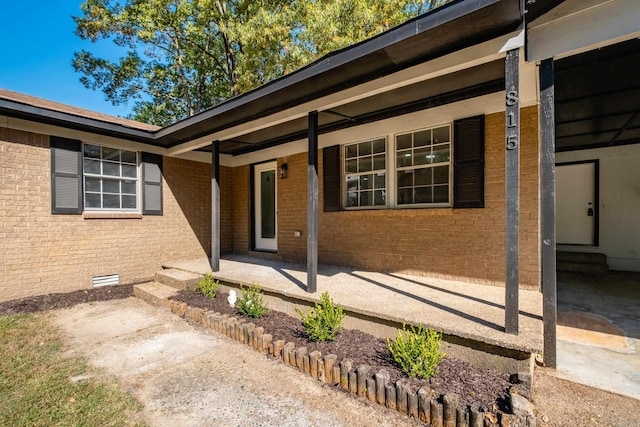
[{"x1": 92, "y1": 274, "x2": 120, "y2": 287}]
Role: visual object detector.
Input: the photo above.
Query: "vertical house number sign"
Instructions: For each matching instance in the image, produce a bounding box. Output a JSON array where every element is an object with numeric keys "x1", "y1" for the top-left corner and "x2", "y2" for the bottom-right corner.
[{"x1": 506, "y1": 87, "x2": 519, "y2": 150}]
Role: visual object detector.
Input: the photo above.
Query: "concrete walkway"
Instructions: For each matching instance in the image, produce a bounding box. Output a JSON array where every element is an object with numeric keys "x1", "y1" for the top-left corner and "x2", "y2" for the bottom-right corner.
[
  {"x1": 164, "y1": 255, "x2": 543, "y2": 355},
  {"x1": 52, "y1": 298, "x2": 423, "y2": 426}
]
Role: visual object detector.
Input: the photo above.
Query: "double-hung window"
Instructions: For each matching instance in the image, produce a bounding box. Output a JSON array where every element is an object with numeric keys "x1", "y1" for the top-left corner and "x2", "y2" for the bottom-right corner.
[
  {"x1": 395, "y1": 125, "x2": 451, "y2": 206},
  {"x1": 344, "y1": 138, "x2": 387, "y2": 208},
  {"x1": 83, "y1": 144, "x2": 139, "y2": 211}
]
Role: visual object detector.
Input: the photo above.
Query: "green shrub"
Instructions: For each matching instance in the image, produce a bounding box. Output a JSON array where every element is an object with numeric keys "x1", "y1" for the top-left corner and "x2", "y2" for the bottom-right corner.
[
  {"x1": 296, "y1": 292, "x2": 345, "y2": 341},
  {"x1": 237, "y1": 284, "x2": 268, "y2": 318},
  {"x1": 198, "y1": 272, "x2": 220, "y2": 300},
  {"x1": 387, "y1": 324, "x2": 445, "y2": 379}
]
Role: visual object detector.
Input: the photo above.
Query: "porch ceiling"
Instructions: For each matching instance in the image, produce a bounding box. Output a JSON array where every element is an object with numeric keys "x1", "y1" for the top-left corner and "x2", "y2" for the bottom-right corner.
[
  {"x1": 555, "y1": 38, "x2": 640, "y2": 151},
  {"x1": 198, "y1": 59, "x2": 505, "y2": 156}
]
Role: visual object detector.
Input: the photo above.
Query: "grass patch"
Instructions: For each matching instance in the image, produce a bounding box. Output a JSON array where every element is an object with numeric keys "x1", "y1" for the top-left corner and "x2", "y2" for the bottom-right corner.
[{"x1": 0, "y1": 314, "x2": 143, "y2": 426}]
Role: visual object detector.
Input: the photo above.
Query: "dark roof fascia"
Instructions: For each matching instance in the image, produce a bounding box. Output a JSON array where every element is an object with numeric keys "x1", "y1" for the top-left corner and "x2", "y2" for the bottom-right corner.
[
  {"x1": 155, "y1": 0, "x2": 522, "y2": 143},
  {"x1": 0, "y1": 98, "x2": 157, "y2": 145},
  {"x1": 524, "y1": 0, "x2": 565, "y2": 22}
]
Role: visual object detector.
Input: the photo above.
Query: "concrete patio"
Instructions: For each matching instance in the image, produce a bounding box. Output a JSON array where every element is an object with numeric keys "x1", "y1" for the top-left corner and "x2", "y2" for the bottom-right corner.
[{"x1": 163, "y1": 254, "x2": 544, "y2": 373}]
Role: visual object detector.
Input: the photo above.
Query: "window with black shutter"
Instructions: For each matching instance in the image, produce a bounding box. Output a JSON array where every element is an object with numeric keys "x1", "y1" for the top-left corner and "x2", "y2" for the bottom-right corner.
[
  {"x1": 51, "y1": 137, "x2": 82, "y2": 214},
  {"x1": 453, "y1": 116, "x2": 485, "y2": 208},
  {"x1": 323, "y1": 145, "x2": 341, "y2": 212}
]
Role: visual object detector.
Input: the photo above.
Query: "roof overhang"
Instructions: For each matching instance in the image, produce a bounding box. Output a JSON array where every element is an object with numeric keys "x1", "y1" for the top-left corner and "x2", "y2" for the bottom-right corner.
[{"x1": 0, "y1": 0, "x2": 523, "y2": 155}]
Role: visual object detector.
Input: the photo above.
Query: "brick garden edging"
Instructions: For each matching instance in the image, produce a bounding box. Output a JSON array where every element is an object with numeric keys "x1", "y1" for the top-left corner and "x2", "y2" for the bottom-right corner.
[{"x1": 165, "y1": 299, "x2": 536, "y2": 427}]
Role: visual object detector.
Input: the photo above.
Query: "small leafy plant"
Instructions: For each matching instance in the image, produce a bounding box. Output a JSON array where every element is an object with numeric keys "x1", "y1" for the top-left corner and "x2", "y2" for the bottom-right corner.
[
  {"x1": 198, "y1": 272, "x2": 220, "y2": 300},
  {"x1": 237, "y1": 284, "x2": 268, "y2": 318},
  {"x1": 296, "y1": 292, "x2": 345, "y2": 342},
  {"x1": 387, "y1": 323, "x2": 445, "y2": 379}
]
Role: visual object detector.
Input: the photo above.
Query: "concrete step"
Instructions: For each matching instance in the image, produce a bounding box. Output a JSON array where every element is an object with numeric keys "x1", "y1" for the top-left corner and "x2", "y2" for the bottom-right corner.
[
  {"x1": 557, "y1": 261, "x2": 609, "y2": 274},
  {"x1": 155, "y1": 268, "x2": 202, "y2": 290},
  {"x1": 134, "y1": 281, "x2": 178, "y2": 307},
  {"x1": 557, "y1": 251, "x2": 607, "y2": 265}
]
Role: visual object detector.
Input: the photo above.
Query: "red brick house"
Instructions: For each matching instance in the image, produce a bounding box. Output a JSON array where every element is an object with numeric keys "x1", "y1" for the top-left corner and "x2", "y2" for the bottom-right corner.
[{"x1": 1, "y1": 0, "x2": 639, "y2": 365}]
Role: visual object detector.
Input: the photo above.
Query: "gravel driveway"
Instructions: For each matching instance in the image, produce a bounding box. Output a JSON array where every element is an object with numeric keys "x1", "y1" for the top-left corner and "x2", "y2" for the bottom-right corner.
[{"x1": 51, "y1": 297, "x2": 421, "y2": 426}]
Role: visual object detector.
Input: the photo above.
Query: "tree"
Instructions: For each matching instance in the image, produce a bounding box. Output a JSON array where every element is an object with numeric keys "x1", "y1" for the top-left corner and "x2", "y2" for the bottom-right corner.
[{"x1": 73, "y1": 0, "x2": 451, "y2": 125}]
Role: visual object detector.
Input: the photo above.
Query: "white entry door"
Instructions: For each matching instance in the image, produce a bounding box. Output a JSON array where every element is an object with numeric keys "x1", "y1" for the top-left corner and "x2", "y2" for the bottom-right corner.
[
  {"x1": 254, "y1": 161, "x2": 277, "y2": 251},
  {"x1": 556, "y1": 162, "x2": 597, "y2": 245}
]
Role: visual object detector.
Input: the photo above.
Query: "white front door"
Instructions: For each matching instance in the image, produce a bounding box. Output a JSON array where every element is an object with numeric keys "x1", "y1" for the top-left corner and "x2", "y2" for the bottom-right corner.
[
  {"x1": 254, "y1": 161, "x2": 277, "y2": 251},
  {"x1": 556, "y1": 162, "x2": 597, "y2": 245}
]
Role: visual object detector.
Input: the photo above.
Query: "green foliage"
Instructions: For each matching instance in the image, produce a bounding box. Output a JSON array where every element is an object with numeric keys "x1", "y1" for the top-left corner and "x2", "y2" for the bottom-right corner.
[
  {"x1": 237, "y1": 284, "x2": 268, "y2": 318},
  {"x1": 0, "y1": 314, "x2": 142, "y2": 426},
  {"x1": 387, "y1": 323, "x2": 445, "y2": 379},
  {"x1": 296, "y1": 292, "x2": 345, "y2": 341},
  {"x1": 73, "y1": 0, "x2": 453, "y2": 125},
  {"x1": 198, "y1": 272, "x2": 220, "y2": 300}
]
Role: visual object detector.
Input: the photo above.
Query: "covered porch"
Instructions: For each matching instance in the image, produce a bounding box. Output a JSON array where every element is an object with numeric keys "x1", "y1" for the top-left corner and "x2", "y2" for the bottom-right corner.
[{"x1": 163, "y1": 254, "x2": 543, "y2": 373}]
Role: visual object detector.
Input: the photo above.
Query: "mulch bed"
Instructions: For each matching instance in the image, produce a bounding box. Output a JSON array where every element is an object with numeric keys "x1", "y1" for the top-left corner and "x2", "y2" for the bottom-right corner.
[
  {"x1": 0, "y1": 285, "x2": 134, "y2": 316},
  {"x1": 171, "y1": 289, "x2": 527, "y2": 414},
  {"x1": 0, "y1": 284, "x2": 526, "y2": 416}
]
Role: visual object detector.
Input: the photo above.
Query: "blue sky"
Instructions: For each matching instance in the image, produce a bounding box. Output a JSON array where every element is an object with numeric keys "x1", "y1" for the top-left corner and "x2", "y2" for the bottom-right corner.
[{"x1": 0, "y1": 2, "x2": 133, "y2": 117}]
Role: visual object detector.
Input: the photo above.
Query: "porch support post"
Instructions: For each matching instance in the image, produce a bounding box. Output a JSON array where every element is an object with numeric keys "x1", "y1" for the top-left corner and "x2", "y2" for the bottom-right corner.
[
  {"x1": 211, "y1": 140, "x2": 220, "y2": 272},
  {"x1": 540, "y1": 58, "x2": 557, "y2": 368},
  {"x1": 307, "y1": 111, "x2": 319, "y2": 293},
  {"x1": 505, "y1": 48, "x2": 520, "y2": 335}
]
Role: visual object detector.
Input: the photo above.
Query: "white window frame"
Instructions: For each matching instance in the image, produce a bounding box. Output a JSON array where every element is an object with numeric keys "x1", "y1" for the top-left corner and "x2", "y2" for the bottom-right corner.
[
  {"x1": 343, "y1": 137, "x2": 388, "y2": 210},
  {"x1": 341, "y1": 123, "x2": 453, "y2": 210},
  {"x1": 82, "y1": 143, "x2": 140, "y2": 212},
  {"x1": 393, "y1": 123, "x2": 453, "y2": 208}
]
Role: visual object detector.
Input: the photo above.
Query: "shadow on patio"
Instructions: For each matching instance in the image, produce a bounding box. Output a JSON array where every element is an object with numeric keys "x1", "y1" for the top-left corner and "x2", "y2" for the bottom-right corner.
[{"x1": 164, "y1": 254, "x2": 543, "y2": 359}]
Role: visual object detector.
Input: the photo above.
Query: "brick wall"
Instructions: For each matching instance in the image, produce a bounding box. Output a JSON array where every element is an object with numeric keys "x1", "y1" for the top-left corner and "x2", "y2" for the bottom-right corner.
[
  {"x1": 0, "y1": 127, "x2": 232, "y2": 302},
  {"x1": 231, "y1": 107, "x2": 540, "y2": 288}
]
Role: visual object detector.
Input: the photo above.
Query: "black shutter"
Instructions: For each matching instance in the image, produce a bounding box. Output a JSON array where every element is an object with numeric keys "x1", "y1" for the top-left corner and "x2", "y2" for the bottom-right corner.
[
  {"x1": 142, "y1": 153, "x2": 163, "y2": 215},
  {"x1": 51, "y1": 136, "x2": 82, "y2": 214},
  {"x1": 323, "y1": 145, "x2": 341, "y2": 212},
  {"x1": 453, "y1": 116, "x2": 485, "y2": 208}
]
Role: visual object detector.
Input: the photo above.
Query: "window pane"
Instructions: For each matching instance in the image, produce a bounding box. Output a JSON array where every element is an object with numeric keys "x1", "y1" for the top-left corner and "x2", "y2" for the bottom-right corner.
[
  {"x1": 260, "y1": 170, "x2": 276, "y2": 239},
  {"x1": 121, "y1": 150, "x2": 136, "y2": 164},
  {"x1": 397, "y1": 134, "x2": 412, "y2": 150},
  {"x1": 358, "y1": 157, "x2": 372, "y2": 172},
  {"x1": 359, "y1": 140, "x2": 372, "y2": 156},
  {"x1": 346, "y1": 159, "x2": 357, "y2": 173},
  {"x1": 373, "y1": 138, "x2": 385, "y2": 154},
  {"x1": 346, "y1": 176, "x2": 359, "y2": 191},
  {"x1": 359, "y1": 191, "x2": 372, "y2": 207},
  {"x1": 84, "y1": 159, "x2": 100, "y2": 174},
  {"x1": 122, "y1": 164, "x2": 137, "y2": 178},
  {"x1": 434, "y1": 185, "x2": 449, "y2": 203},
  {"x1": 374, "y1": 172, "x2": 385, "y2": 189},
  {"x1": 373, "y1": 154, "x2": 385, "y2": 171},
  {"x1": 415, "y1": 187, "x2": 432, "y2": 204},
  {"x1": 397, "y1": 170, "x2": 414, "y2": 188},
  {"x1": 85, "y1": 177, "x2": 101, "y2": 192},
  {"x1": 374, "y1": 190, "x2": 385, "y2": 206},
  {"x1": 346, "y1": 144, "x2": 358, "y2": 158},
  {"x1": 414, "y1": 130, "x2": 431, "y2": 147},
  {"x1": 122, "y1": 180, "x2": 136, "y2": 194},
  {"x1": 84, "y1": 144, "x2": 100, "y2": 159},
  {"x1": 414, "y1": 147, "x2": 431, "y2": 165},
  {"x1": 103, "y1": 194, "x2": 120, "y2": 209},
  {"x1": 102, "y1": 147, "x2": 119, "y2": 161},
  {"x1": 434, "y1": 166, "x2": 449, "y2": 184},
  {"x1": 397, "y1": 188, "x2": 413, "y2": 205},
  {"x1": 347, "y1": 191, "x2": 358, "y2": 207},
  {"x1": 433, "y1": 145, "x2": 450, "y2": 163},
  {"x1": 414, "y1": 168, "x2": 432, "y2": 186},
  {"x1": 103, "y1": 162, "x2": 120, "y2": 177},
  {"x1": 433, "y1": 126, "x2": 450, "y2": 143},
  {"x1": 85, "y1": 193, "x2": 101, "y2": 208},
  {"x1": 396, "y1": 150, "x2": 412, "y2": 167},
  {"x1": 122, "y1": 195, "x2": 136, "y2": 209},
  {"x1": 360, "y1": 174, "x2": 372, "y2": 190},
  {"x1": 103, "y1": 179, "x2": 120, "y2": 194}
]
